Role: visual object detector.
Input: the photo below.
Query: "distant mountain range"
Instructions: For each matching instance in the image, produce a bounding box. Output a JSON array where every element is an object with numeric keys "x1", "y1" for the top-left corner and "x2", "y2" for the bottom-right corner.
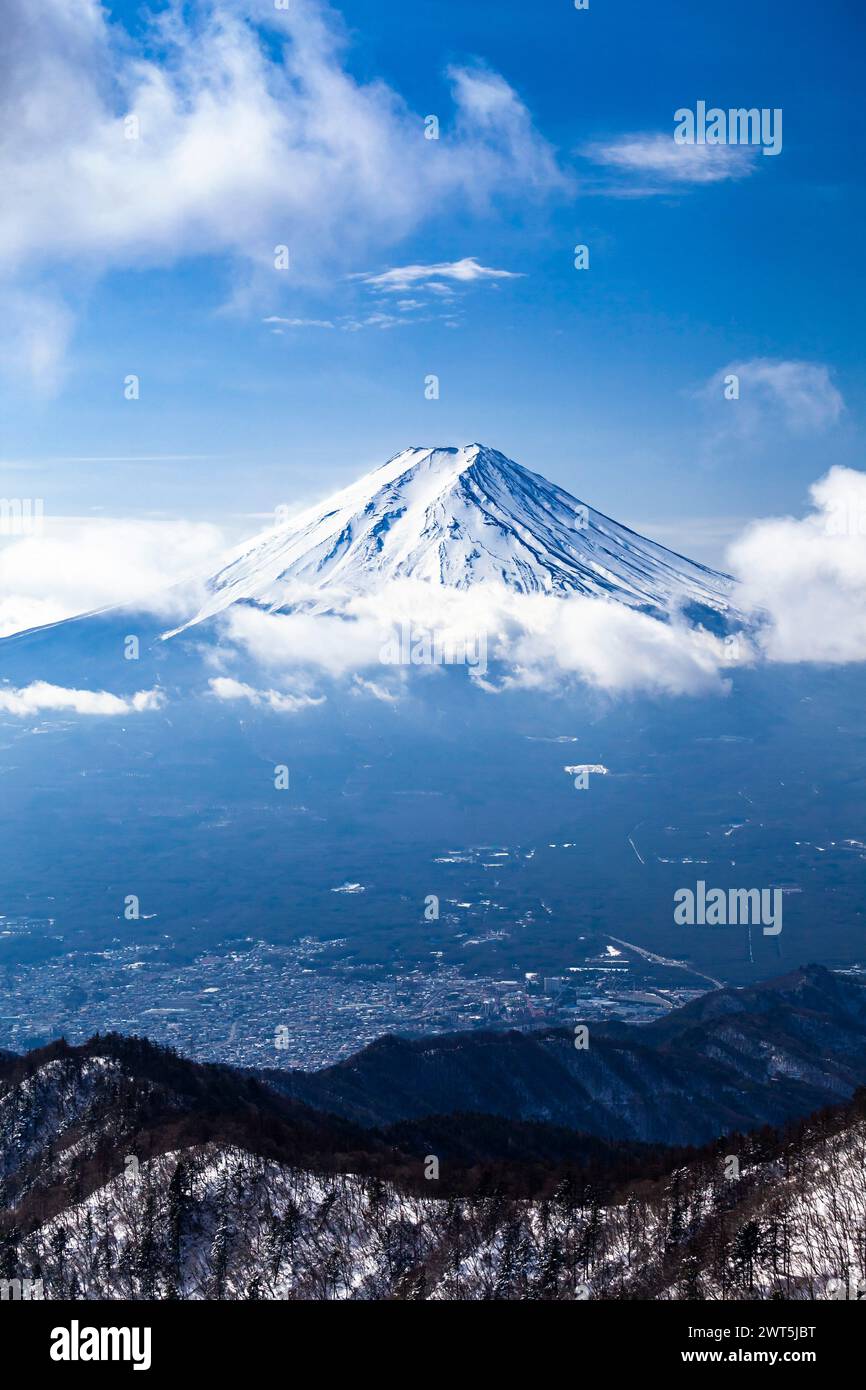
[
  {"x1": 272, "y1": 964, "x2": 866, "y2": 1145},
  {"x1": 2, "y1": 965, "x2": 866, "y2": 1300}
]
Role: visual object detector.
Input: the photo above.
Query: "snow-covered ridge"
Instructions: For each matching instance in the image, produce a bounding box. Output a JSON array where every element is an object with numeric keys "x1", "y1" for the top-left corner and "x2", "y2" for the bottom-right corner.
[
  {"x1": 16, "y1": 1114, "x2": 866, "y2": 1301},
  {"x1": 174, "y1": 444, "x2": 733, "y2": 632},
  {"x1": 3, "y1": 1012, "x2": 866, "y2": 1301}
]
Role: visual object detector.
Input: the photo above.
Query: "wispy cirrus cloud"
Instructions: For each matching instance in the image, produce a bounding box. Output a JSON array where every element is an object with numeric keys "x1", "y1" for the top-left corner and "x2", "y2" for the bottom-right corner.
[
  {"x1": 352, "y1": 257, "x2": 523, "y2": 293},
  {"x1": 262, "y1": 316, "x2": 335, "y2": 331},
  {"x1": 262, "y1": 310, "x2": 416, "y2": 334},
  {"x1": 325, "y1": 255, "x2": 523, "y2": 332},
  {"x1": 0, "y1": 289, "x2": 74, "y2": 394},
  {"x1": 584, "y1": 133, "x2": 758, "y2": 194},
  {"x1": 701, "y1": 359, "x2": 845, "y2": 435},
  {"x1": 264, "y1": 258, "x2": 519, "y2": 334},
  {"x1": 693, "y1": 358, "x2": 846, "y2": 472}
]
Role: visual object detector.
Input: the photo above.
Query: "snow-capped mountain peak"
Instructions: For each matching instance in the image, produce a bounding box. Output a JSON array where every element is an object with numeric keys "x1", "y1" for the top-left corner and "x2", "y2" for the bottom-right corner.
[{"x1": 178, "y1": 443, "x2": 732, "y2": 629}]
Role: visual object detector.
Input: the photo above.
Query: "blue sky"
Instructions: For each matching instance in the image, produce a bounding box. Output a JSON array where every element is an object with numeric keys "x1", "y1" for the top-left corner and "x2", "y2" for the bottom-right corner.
[{"x1": 1, "y1": 0, "x2": 863, "y2": 569}]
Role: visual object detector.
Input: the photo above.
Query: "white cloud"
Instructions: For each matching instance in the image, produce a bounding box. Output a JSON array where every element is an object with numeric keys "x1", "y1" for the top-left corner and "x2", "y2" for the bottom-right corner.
[
  {"x1": 729, "y1": 466, "x2": 866, "y2": 663},
  {"x1": 208, "y1": 676, "x2": 324, "y2": 713},
  {"x1": 494, "y1": 596, "x2": 733, "y2": 696},
  {"x1": 353, "y1": 257, "x2": 522, "y2": 293},
  {"x1": 264, "y1": 293, "x2": 478, "y2": 331},
  {"x1": 0, "y1": 517, "x2": 227, "y2": 637},
  {"x1": 351, "y1": 674, "x2": 401, "y2": 703},
  {"x1": 219, "y1": 581, "x2": 736, "y2": 697},
  {"x1": 0, "y1": 1, "x2": 565, "y2": 383},
  {"x1": 585, "y1": 133, "x2": 757, "y2": 190},
  {"x1": 446, "y1": 64, "x2": 567, "y2": 194},
  {"x1": 263, "y1": 316, "x2": 335, "y2": 330},
  {"x1": 703, "y1": 359, "x2": 844, "y2": 436},
  {"x1": 0, "y1": 681, "x2": 164, "y2": 716},
  {"x1": 7, "y1": 465, "x2": 866, "y2": 697},
  {"x1": 0, "y1": 289, "x2": 74, "y2": 393},
  {"x1": 222, "y1": 605, "x2": 386, "y2": 677},
  {"x1": 339, "y1": 311, "x2": 404, "y2": 331}
]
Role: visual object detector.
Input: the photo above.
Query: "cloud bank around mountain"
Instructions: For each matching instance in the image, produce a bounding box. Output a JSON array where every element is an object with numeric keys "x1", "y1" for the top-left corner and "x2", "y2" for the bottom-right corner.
[
  {"x1": 2, "y1": 467, "x2": 865, "y2": 704},
  {"x1": 585, "y1": 133, "x2": 758, "y2": 190},
  {"x1": 217, "y1": 582, "x2": 737, "y2": 699},
  {"x1": 729, "y1": 465, "x2": 866, "y2": 663},
  {"x1": 213, "y1": 465, "x2": 866, "y2": 697},
  {"x1": 0, "y1": 518, "x2": 226, "y2": 638}
]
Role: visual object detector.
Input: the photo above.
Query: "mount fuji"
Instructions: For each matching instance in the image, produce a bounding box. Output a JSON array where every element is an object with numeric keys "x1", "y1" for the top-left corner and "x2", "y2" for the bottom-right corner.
[
  {"x1": 3, "y1": 444, "x2": 866, "y2": 1060},
  {"x1": 172, "y1": 444, "x2": 734, "y2": 634}
]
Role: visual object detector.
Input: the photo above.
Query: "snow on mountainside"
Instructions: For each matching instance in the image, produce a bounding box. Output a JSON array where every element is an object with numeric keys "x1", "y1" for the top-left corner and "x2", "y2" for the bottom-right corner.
[
  {"x1": 6, "y1": 1070, "x2": 866, "y2": 1301},
  {"x1": 18, "y1": 1118, "x2": 866, "y2": 1300},
  {"x1": 3, "y1": 1016, "x2": 866, "y2": 1301},
  {"x1": 174, "y1": 444, "x2": 733, "y2": 632}
]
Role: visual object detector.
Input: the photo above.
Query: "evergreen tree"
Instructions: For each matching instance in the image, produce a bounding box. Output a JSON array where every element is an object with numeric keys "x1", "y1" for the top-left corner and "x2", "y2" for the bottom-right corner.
[
  {"x1": 135, "y1": 1188, "x2": 161, "y2": 1300},
  {"x1": 209, "y1": 1186, "x2": 231, "y2": 1300},
  {"x1": 732, "y1": 1220, "x2": 763, "y2": 1293},
  {"x1": 536, "y1": 1234, "x2": 563, "y2": 1300},
  {"x1": 168, "y1": 1157, "x2": 191, "y2": 1285}
]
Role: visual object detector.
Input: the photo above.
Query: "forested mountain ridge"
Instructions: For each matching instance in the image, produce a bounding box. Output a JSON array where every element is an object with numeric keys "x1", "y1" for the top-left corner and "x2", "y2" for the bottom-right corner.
[
  {"x1": 269, "y1": 964, "x2": 866, "y2": 1144},
  {"x1": 1, "y1": 1049, "x2": 864, "y2": 1300},
  {"x1": 1, "y1": 1005, "x2": 865, "y2": 1300}
]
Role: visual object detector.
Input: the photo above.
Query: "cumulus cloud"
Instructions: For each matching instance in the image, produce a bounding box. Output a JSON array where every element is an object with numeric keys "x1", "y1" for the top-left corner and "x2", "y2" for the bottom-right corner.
[
  {"x1": 0, "y1": 0, "x2": 566, "y2": 382},
  {"x1": 222, "y1": 605, "x2": 386, "y2": 677},
  {"x1": 491, "y1": 596, "x2": 733, "y2": 696},
  {"x1": 585, "y1": 133, "x2": 757, "y2": 192},
  {"x1": 218, "y1": 580, "x2": 737, "y2": 698},
  {"x1": 0, "y1": 517, "x2": 227, "y2": 637},
  {"x1": 702, "y1": 359, "x2": 845, "y2": 437},
  {"x1": 0, "y1": 681, "x2": 164, "y2": 716},
  {"x1": 208, "y1": 675, "x2": 324, "y2": 712},
  {"x1": 729, "y1": 466, "x2": 866, "y2": 663}
]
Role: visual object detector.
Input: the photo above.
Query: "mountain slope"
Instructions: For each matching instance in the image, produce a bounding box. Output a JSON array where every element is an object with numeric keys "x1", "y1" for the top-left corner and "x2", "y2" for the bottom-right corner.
[
  {"x1": 3, "y1": 1030, "x2": 866, "y2": 1301},
  {"x1": 0, "y1": 1035, "x2": 394, "y2": 1231},
  {"x1": 175, "y1": 443, "x2": 733, "y2": 631},
  {"x1": 0, "y1": 1035, "x2": 668, "y2": 1227},
  {"x1": 271, "y1": 966, "x2": 866, "y2": 1145}
]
